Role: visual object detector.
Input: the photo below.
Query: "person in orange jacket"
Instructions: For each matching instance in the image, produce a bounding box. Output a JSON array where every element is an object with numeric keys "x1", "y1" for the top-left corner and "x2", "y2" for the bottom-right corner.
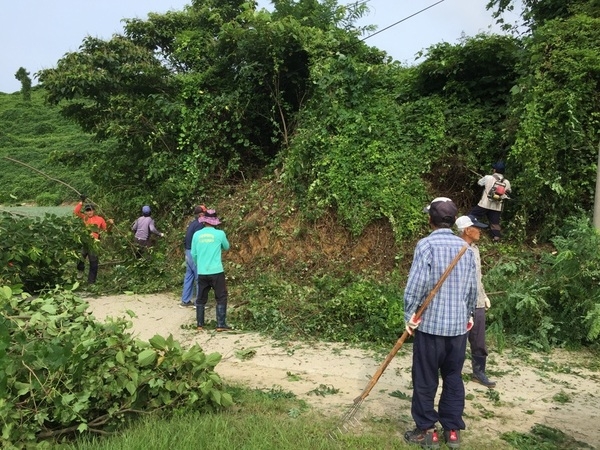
[{"x1": 74, "y1": 195, "x2": 113, "y2": 283}]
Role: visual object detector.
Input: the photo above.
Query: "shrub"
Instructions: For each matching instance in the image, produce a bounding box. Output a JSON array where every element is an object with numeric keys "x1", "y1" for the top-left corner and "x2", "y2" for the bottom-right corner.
[
  {"x1": 231, "y1": 272, "x2": 404, "y2": 344},
  {"x1": 0, "y1": 285, "x2": 232, "y2": 447},
  {"x1": 0, "y1": 213, "x2": 88, "y2": 293},
  {"x1": 35, "y1": 192, "x2": 62, "y2": 206},
  {"x1": 485, "y1": 215, "x2": 600, "y2": 349}
]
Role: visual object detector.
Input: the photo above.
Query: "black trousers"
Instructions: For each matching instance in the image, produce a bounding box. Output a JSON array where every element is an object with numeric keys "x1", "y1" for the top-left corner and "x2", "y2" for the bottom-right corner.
[
  {"x1": 77, "y1": 247, "x2": 99, "y2": 284},
  {"x1": 468, "y1": 307, "x2": 488, "y2": 358},
  {"x1": 195, "y1": 272, "x2": 228, "y2": 307},
  {"x1": 411, "y1": 331, "x2": 468, "y2": 431},
  {"x1": 469, "y1": 205, "x2": 502, "y2": 239}
]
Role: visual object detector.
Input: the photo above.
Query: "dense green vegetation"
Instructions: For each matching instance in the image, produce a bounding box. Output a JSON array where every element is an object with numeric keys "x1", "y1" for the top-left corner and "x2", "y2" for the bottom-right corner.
[
  {"x1": 2, "y1": 0, "x2": 600, "y2": 447},
  {"x1": 0, "y1": 90, "x2": 109, "y2": 205},
  {"x1": 2, "y1": 0, "x2": 596, "y2": 345}
]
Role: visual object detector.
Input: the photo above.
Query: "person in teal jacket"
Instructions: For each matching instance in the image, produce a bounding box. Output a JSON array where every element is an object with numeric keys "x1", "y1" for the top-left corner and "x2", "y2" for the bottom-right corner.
[{"x1": 190, "y1": 209, "x2": 231, "y2": 331}]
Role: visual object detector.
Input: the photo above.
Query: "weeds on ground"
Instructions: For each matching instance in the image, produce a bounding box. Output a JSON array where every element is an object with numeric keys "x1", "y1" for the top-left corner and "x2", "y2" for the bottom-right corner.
[
  {"x1": 501, "y1": 423, "x2": 595, "y2": 449},
  {"x1": 307, "y1": 384, "x2": 340, "y2": 397}
]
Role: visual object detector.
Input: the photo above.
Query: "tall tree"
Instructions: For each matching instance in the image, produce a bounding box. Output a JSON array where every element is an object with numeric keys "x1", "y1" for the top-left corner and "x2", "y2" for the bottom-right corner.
[{"x1": 37, "y1": 0, "x2": 374, "y2": 214}]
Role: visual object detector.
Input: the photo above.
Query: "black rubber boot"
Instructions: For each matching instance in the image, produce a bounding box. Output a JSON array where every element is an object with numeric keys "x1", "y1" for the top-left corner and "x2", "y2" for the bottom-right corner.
[
  {"x1": 216, "y1": 304, "x2": 231, "y2": 332},
  {"x1": 472, "y1": 355, "x2": 496, "y2": 388},
  {"x1": 196, "y1": 303, "x2": 205, "y2": 330}
]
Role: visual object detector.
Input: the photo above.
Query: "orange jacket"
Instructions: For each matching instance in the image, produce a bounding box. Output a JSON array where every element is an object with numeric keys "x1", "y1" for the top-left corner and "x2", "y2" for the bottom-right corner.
[{"x1": 74, "y1": 202, "x2": 107, "y2": 240}]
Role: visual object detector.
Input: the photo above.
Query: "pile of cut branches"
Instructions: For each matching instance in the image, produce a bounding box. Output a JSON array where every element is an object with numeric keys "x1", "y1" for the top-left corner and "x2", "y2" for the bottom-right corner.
[{"x1": 0, "y1": 285, "x2": 232, "y2": 447}]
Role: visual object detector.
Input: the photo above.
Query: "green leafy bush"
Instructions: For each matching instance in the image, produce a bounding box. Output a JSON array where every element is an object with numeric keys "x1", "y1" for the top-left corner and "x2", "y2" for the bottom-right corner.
[
  {"x1": 231, "y1": 273, "x2": 404, "y2": 344},
  {"x1": 0, "y1": 213, "x2": 88, "y2": 293},
  {"x1": 35, "y1": 192, "x2": 62, "y2": 206},
  {"x1": 542, "y1": 216, "x2": 600, "y2": 344},
  {"x1": 508, "y1": 15, "x2": 600, "y2": 240},
  {"x1": 0, "y1": 285, "x2": 232, "y2": 447},
  {"x1": 486, "y1": 215, "x2": 600, "y2": 348},
  {"x1": 317, "y1": 277, "x2": 404, "y2": 343}
]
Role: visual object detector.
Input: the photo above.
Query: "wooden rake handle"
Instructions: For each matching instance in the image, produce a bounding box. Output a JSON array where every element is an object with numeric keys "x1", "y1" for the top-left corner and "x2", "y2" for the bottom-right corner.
[{"x1": 353, "y1": 244, "x2": 469, "y2": 404}]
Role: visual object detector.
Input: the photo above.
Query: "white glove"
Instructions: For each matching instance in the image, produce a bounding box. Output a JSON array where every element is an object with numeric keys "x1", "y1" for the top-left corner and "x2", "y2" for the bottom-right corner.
[
  {"x1": 467, "y1": 316, "x2": 474, "y2": 332},
  {"x1": 405, "y1": 313, "x2": 421, "y2": 336},
  {"x1": 160, "y1": 233, "x2": 165, "y2": 237},
  {"x1": 484, "y1": 297, "x2": 491, "y2": 310}
]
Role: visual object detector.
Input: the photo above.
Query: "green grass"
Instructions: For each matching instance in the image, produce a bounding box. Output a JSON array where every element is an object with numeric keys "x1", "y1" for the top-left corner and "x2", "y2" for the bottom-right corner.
[
  {"x1": 56, "y1": 383, "x2": 545, "y2": 450},
  {"x1": 65, "y1": 386, "x2": 411, "y2": 450}
]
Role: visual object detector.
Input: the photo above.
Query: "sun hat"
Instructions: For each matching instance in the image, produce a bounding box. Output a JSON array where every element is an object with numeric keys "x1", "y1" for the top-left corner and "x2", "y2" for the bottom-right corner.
[
  {"x1": 193, "y1": 204, "x2": 207, "y2": 215},
  {"x1": 199, "y1": 209, "x2": 221, "y2": 226},
  {"x1": 142, "y1": 205, "x2": 151, "y2": 215},
  {"x1": 455, "y1": 215, "x2": 488, "y2": 230},
  {"x1": 423, "y1": 197, "x2": 458, "y2": 225}
]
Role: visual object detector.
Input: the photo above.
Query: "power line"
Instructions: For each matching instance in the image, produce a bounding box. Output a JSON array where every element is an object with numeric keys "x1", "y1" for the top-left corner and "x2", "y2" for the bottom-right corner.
[{"x1": 360, "y1": 0, "x2": 446, "y2": 42}]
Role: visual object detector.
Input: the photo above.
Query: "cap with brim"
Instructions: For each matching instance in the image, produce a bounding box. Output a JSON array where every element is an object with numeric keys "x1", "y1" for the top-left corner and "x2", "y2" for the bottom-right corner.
[
  {"x1": 423, "y1": 197, "x2": 458, "y2": 224},
  {"x1": 455, "y1": 215, "x2": 488, "y2": 230},
  {"x1": 84, "y1": 204, "x2": 94, "y2": 211},
  {"x1": 492, "y1": 161, "x2": 506, "y2": 172}
]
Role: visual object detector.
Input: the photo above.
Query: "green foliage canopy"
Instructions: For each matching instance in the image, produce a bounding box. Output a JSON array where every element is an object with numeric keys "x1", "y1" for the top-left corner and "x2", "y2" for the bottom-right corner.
[
  {"x1": 506, "y1": 14, "x2": 600, "y2": 238},
  {"x1": 37, "y1": 0, "x2": 374, "y2": 216},
  {"x1": 487, "y1": 0, "x2": 600, "y2": 29}
]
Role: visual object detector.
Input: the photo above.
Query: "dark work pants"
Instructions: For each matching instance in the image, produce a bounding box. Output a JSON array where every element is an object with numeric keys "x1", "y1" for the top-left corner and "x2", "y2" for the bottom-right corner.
[
  {"x1": 195, "y1": 272, "x2": 228, "y2": 307},
  {"x1": 77, "y1": 247, "x2": 99, "y2": 284},
  {"x1": 468, "y1": 307, "x2": 488, "y2": 358},
  {"x1": 411, "y1": 331, "x2": 468, "y2": 431},
  {"x1": 134, "y1": 238, "x2": 151, "y2": 259},
  {"x1": 469, "y1": 205, "x2": 502, "y2": 239}
]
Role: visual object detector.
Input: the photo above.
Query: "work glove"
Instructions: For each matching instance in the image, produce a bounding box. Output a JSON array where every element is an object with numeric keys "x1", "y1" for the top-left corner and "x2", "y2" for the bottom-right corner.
[
  {"x1": 405, "y1": 313, "x2": 421, "y2": 336},
  {"x1": 467, "y1": 316, "x2": 474, "y2": 332},
  {"x1": 160, "y1": 233, "x2": 165, "y2": 237},
  {"x1": 484, "y1": 297, "x2": 491, "y2": 310},
  {"x1": 79, "y1": 194, "x2": 86, "y2": 202}
]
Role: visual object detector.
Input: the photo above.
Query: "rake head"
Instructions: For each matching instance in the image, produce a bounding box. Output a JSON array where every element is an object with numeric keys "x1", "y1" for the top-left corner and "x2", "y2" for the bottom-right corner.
[{"x1": 328, "y1": 400, "x2": 364, "y2": 440}]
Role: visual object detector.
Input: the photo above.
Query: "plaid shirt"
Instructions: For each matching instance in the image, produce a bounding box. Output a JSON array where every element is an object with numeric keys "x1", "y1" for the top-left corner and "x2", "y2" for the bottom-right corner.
[{"x1": 404, "y1": 228, "x2": 477, "y2": 336}]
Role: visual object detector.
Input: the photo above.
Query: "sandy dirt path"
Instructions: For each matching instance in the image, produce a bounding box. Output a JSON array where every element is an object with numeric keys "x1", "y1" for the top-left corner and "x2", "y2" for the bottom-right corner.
[{"x1": 87, "y1": 292, "x2": 600, "y2": 448}]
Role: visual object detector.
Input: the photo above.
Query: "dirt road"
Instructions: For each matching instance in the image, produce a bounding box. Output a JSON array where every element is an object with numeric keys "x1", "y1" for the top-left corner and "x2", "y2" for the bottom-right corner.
[{"x1": 87, "y1": 292, "x2": 600, "y2": 448}]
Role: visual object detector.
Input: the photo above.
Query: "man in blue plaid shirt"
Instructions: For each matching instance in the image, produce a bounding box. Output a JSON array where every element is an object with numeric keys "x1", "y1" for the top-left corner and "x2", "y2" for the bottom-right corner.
[{"x1": 403, "y1": 197, "x2": 477, "y2": 450}]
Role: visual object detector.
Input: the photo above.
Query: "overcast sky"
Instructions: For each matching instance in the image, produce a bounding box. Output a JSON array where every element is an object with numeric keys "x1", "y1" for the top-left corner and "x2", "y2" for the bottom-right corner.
[{"x1": 0, "y1": 0, "x2": 522, "y2": 94}]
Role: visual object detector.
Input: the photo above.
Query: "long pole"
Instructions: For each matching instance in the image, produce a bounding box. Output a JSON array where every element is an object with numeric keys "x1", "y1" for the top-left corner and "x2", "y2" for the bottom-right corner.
[{"x1": 352, "y1": 244, "x2": 469, "y2": 405}]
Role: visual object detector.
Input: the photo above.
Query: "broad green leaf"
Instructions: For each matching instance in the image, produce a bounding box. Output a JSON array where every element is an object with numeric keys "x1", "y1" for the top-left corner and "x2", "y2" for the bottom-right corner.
[
  {"x1": 205, "y1": 352, "x2": 222, "y2": 367},
  {"x1": 149, "y1": 335, "x2": 167, "y2": 350},
  {"x1": 40, "y1": 304, "x2": 57, "y2": 314},
  {"x1": 137, "y1": 349, "x2": 157, "y2": 367}
]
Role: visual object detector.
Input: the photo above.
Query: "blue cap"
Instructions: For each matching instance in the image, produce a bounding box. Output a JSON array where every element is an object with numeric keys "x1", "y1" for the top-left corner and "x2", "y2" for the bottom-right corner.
[
  {"x1": 492, "y1": 161, "x2": 506, "y2": 173},
  {"x1": 142, "y1": 205, "x2": 151, "y2": 215}
]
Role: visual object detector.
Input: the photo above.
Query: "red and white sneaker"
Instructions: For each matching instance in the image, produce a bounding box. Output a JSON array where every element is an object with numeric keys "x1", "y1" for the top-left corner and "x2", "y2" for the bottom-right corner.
[
  {"x1": 404, "y1": 427, "x2": 440, "y2": 449},
  {"x1": 443, "y1": 429, "x2": 460, "y2": 449}
]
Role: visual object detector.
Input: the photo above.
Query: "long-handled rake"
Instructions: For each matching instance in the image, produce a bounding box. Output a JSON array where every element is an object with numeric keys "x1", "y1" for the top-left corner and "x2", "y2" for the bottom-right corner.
[{"x1": 329, "y1": 244, "x2": 469, "y2": 439}]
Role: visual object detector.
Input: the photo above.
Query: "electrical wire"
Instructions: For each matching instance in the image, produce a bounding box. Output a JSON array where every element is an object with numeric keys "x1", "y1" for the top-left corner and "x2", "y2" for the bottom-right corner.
[{"x1": 360, "y1": 0, "x2": 446, "y2": 42}]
